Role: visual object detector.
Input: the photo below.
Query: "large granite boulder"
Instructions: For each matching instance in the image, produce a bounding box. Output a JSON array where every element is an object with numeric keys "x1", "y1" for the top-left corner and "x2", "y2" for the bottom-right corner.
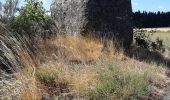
[{"x1": 51, "y1": 0, "x2": 133, "y2": 47}]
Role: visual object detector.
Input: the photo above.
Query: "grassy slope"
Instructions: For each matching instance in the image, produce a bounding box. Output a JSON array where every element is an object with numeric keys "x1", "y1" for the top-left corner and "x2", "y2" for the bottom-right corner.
[{"x1": 0, "y1": 34, "x2": 169, "y2": 100}]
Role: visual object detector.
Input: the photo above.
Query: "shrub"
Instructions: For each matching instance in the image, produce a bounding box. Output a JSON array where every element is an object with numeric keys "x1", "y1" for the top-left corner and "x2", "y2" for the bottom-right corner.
[
  {"x1": 0, "y1": 0, "x2": 19, "y2": 24},
  {"x1": 134, "y1": 29, "x2": 165, "y2": 53},
  {"x1": 10, "y1": 0, "x2": 53, "y2": 38}
]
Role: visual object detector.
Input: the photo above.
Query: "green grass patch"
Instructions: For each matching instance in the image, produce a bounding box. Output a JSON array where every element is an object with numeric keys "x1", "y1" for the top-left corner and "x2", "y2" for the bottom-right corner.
[{"x1": 86, "y1": 63, "x2": 151, "y2": 100}]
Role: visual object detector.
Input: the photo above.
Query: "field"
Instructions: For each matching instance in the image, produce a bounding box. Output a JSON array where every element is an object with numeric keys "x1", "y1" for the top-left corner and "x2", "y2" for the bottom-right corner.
[
  {"x1": 152, "y1": 31, "x2": 170, "y2": 49},
  {"x1": 144, "y1": 28, "x2": 170, "y2": 53},
  {"x1": 144, "y1": 27, "x2": 170, "y2": 32}
]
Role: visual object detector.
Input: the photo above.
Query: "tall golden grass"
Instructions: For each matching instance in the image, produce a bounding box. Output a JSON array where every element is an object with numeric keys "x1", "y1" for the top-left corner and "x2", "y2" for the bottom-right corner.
[{"x1": 0, "y1": 32, "x2": 169, "y2": 100}]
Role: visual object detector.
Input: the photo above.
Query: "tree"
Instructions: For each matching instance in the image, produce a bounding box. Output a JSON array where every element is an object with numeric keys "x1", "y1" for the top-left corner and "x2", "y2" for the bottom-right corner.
[
  {"x1": 0, "y1": 2, "x2": 2, "y2": 21},
  {"x1": 133, "y1": 11, "x2": 170, "y2": 28},
  {"x1": 11, "y1": 0, "x2": 53, "y2": 38},
  {"x1": 0, "y1": 2, "x2": 2, "y2": 11},
  {"x1": 0, "y1": 0, "x2": 19, "y2": 24}
]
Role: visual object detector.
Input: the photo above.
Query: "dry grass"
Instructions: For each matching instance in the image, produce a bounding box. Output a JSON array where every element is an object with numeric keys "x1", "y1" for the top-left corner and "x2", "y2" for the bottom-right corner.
[
  {"x1": 18, "y1": 59, "x2": 167, "y2": 100},
  {"x1": 44, "y1": 35, "x2": 103, "y2": 63},
  {"x1": 0, "y1": 34, "x2": 169, "y2": 100}
]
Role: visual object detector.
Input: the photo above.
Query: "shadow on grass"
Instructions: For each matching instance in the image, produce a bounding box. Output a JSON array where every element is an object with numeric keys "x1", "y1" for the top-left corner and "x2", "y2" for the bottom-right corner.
[{"x1": 126, "y1": 46, "x2": 170, "y2": 67}]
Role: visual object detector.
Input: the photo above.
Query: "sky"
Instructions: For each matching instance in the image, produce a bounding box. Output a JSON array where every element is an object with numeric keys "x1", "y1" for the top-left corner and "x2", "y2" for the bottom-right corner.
[
  {"x1": 132, "y1": 0, "x2": 170, "y2": 12},
  {"x1": 1, "y1": 0, "x2": 170, "y2": 12},
  {"x1": 20, "y1": 0, "x2": 52, "y2": 11},
  {"x1": 1, "y1": 0, "x2": 52, "y2": 11},
  {"x1": 36, "y1": 0, "x2": 170, "y2": 12}
]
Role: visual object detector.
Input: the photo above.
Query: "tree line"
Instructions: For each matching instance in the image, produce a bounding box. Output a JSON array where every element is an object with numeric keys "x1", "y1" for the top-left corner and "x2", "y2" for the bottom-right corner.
[{"x1": 133, "y1": 11, "x2": 170, "y2": 28}]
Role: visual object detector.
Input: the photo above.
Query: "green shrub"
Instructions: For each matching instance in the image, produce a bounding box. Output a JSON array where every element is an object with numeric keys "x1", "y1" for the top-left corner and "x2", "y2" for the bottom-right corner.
[
  {"x1": 0, "y1": 0, "x2": 19, "y2": 24},
  {"x1": 134, "y1": 29, "x2": 165, "y2": 53},
  {"x1": 10, "y1": 0, "x2": 53, "y2": 38}
]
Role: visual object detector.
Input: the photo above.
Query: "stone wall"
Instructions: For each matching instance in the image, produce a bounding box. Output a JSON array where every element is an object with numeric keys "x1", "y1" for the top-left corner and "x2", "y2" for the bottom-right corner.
[{"x1": 51, "y1": 0, "x2": 133, "y2": 46}]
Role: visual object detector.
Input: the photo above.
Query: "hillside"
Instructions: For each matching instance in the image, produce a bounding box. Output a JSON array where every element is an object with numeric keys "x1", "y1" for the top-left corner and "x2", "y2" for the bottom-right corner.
[
  {"x1": 1, "y1": 0, "x2": 170, "y2": 100},
  {"x1": 1, "y1": 32, "x2": 170, "y2": 99}
]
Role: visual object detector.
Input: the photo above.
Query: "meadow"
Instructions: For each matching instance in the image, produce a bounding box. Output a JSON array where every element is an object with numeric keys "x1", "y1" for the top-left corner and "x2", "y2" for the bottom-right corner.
[
  {"x1": 152, "y1": 31, "x2": 170, "y2": 49},
  {"x1": 146, "y1": 28, "x2": 170, "y2": 58}
]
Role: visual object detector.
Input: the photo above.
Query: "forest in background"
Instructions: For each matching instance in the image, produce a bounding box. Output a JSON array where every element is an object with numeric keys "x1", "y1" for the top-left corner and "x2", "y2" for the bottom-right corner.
[{"x1": 133, "y1": 11, "x2": 170, "y2": 28}]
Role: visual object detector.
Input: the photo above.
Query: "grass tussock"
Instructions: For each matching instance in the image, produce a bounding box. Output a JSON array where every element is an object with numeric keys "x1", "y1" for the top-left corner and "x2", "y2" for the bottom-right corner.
[{"x1": 0, "y1": 34, "x2": 169, "y2": 100}]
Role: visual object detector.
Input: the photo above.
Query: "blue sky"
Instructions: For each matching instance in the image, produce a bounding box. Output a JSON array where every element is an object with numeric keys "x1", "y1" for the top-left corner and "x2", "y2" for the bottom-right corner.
[
  {"x1": 132, "y1": 0, "x2": 170, "y2": 12},
  {"x1": 1, "y1": 0, "x2": 170, "y2": 12},
  {"x1": 20, "y1": 0, "x2": 52, "y2": 11},
  {"x1": 36, "y1": 0, "x2": 170, "y2": 12},
  {"x1": 1, "y1": 0, "x2": 52, "y2": 11}
]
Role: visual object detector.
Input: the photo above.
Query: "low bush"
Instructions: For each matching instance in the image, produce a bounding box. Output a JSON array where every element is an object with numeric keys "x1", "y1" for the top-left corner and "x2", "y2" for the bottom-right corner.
[
  {"x1": 10, "y1": 0, "x2": 53, "y2": 39},
  {"x1": 134, "y1": 29, "x2": 165, "y2": 53}
]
